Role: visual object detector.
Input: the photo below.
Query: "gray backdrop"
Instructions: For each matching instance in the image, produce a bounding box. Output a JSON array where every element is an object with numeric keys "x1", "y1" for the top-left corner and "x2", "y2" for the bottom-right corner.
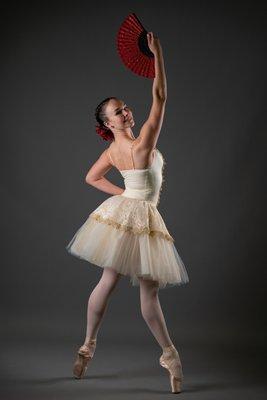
[{"x1": 1, "y1": 1, "x2": 266, "y2": 399}]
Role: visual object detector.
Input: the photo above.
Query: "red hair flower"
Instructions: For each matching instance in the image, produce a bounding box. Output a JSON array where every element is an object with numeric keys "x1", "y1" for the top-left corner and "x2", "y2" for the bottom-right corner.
[{"x1": 95, "y1": 124, "x2": 114, "y2": 141}]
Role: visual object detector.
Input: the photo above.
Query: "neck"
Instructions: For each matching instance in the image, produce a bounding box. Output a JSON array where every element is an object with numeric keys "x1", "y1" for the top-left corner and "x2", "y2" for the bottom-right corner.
[{"x1": 112, "y1": 127, "x2": 135, "y2": 143}]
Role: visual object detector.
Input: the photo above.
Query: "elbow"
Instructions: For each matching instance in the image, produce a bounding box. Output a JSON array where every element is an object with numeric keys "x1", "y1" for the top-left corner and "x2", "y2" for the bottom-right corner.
[
  {"x1": 157, "y1": 96, "x2": 167, "y2": 103},
  {"x1": 154, "y1": 91, "x2": 167, "y2": 102},
  {"x1": 159, "y1": 95, "x2": 167, "y2": 102},
  {"x1": 85, "y1": 174, "x2": 101, "y2": 185},
  {"x1": 85, "y1": 176, "x2": 94, "y2": 185}
]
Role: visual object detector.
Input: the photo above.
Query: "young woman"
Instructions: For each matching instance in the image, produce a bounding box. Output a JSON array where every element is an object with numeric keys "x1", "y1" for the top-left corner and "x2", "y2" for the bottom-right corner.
[{"x1": 66, "y1": 32, "x2": 189, "y2": 393}]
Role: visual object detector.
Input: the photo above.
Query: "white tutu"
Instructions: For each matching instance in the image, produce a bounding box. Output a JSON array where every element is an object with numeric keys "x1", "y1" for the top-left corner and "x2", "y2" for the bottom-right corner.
[{"x1": 66, "y1": 194, "x2": 189, "y2": 289}]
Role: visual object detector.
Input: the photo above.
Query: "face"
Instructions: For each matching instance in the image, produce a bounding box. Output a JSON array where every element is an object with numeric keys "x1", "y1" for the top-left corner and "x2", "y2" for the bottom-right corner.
[{"x1": 104, "y1": 99, "x2": 135, "y2": 131}]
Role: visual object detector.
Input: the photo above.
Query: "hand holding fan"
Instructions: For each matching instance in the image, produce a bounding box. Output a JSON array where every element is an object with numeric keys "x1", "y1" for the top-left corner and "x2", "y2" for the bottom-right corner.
[{"x1": 117, "y1": 13, "x2": 156, "y2": 79}]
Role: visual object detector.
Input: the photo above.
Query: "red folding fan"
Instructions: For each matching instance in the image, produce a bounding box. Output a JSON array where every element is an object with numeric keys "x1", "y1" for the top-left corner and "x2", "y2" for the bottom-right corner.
[{"x1": 117, "y1": 13, "x2": 155, "y2": 79}]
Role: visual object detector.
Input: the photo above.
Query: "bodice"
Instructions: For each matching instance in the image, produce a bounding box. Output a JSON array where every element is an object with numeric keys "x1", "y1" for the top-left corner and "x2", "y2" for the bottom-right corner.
[{"x1": 120, "y1": 149, "x2": 164, "y2": 206}]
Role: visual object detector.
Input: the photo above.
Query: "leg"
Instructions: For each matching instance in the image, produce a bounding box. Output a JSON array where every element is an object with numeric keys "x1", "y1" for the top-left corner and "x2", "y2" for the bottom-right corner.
[
  {"x1": 139, "y1": 277, "x2": 173, "y2": 350},
  {"x1": 83, "y1": 267, "x2": 122, "y2": 345},
  {"x1": 139, "y1": 277, "x2": 184, "y2": 393}
]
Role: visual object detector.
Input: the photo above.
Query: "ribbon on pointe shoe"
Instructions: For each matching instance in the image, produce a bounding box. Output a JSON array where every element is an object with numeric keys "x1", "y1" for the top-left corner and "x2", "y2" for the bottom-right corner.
[{"x1": 78, "y1": 338, "x2": 97, "y2": 359}]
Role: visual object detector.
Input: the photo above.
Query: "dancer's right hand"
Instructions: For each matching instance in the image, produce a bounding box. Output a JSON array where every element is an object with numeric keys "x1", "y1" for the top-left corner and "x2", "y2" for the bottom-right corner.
[{"x1": 146, "y1": 32, "x2": 162, "y2": 54}]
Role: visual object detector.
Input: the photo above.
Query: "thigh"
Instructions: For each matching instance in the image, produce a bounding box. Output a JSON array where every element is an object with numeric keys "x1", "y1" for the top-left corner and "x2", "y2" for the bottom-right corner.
[{"x1": 100, "y1": 267, "x2": 122, "y2": 289}]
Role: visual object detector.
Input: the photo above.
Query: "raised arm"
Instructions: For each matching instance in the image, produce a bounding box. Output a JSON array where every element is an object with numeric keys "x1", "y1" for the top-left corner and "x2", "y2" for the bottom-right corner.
[{"x1": 138, "y1": 32, "x2": 167, "y2": 149}]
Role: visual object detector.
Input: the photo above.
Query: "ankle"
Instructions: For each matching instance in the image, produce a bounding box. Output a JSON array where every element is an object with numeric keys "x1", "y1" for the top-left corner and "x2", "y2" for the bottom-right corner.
[
  {"x1": 84, "y1": 337, "x2": 97, "y2": 347},
  {"x1": 161, "y1": 342, "x2": 175, "y2": 351}
]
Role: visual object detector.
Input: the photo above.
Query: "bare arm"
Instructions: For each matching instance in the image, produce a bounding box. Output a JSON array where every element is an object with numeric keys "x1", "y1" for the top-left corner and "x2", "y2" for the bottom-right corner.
[
  {"x1": 152, "y1": 38, "x2": 167, "y2": 100},
  {"x1": 85, "y1": 149, "x2": 124, "y2": 195},
  {"x1": 138, "y1": 32, "x2": 167, "y2": 149}
]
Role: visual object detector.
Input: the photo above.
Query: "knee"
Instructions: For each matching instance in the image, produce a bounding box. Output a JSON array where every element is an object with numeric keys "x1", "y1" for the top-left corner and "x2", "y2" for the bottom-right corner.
[
  {"x1": 139, "y1": 279, "x2": 159, "y2": 319},
  {"x1": 100, "y1": 268, "x2": 121, "y2": 293}
]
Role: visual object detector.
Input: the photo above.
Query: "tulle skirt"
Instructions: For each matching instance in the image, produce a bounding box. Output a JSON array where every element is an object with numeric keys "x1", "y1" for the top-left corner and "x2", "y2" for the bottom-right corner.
[{"x1": 65, "y1": 194, "x2": 189, "y2": 289}]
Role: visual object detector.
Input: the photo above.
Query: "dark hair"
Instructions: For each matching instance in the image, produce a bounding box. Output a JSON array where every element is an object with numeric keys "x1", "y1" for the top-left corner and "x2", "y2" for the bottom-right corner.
[{"x1": 95, "y1": 97, "x2": 117, "y2": 141}]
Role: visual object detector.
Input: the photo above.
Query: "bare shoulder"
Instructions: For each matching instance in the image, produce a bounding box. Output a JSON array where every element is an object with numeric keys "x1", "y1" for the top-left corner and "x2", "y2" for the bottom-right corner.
[
  {"x1": 97, "y1": 147, "x2": 108, "y2": 159},
  {"x1": 92, "y1": 146, "x2": 113, "y2": 167},
  {"x1": 99, "y1": 142, "x2": 112, "y2": 156},
  {"x1": 104, "y1": 143, "x2": 114, "y2": 165},
  {"x1": 106, "y1": 141, "x2": 114, "y2": 152}
]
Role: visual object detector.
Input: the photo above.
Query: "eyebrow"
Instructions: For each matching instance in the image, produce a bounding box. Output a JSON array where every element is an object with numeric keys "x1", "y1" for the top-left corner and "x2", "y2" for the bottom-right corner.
[{"x1": 114, "y1": 104, "x2": 126, "y2": 113}]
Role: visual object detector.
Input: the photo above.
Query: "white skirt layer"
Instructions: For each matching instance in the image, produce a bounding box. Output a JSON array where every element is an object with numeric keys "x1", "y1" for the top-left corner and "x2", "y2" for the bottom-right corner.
[{"x1": 65, "y1": 195, "x2": 189, "y2": 289}]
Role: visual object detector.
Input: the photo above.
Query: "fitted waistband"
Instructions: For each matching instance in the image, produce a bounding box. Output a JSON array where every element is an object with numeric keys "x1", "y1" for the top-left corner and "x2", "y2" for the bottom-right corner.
[{"x1": 121, "y1": 188, "x2": 158, "y2": 205}]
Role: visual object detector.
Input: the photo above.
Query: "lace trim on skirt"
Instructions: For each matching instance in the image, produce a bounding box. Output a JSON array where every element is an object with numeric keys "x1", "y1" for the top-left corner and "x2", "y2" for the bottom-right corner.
[{"x1": 90, "y1": 213, "x2": 174, "y2": 242}]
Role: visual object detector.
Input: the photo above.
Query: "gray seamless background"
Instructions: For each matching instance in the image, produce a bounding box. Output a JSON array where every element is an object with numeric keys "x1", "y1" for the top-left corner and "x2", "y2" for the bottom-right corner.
[{"x1": 1, "y1": 1, "x2": 266, "y2": 399}]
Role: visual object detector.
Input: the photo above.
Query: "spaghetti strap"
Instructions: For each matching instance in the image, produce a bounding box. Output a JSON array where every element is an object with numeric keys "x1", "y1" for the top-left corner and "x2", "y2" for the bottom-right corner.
[{"x1": 107, "y1": 147, "x2": 114, "y2": 166}]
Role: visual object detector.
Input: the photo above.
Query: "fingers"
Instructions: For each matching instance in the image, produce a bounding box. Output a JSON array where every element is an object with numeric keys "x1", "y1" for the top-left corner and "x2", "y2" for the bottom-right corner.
[
  {"x1": 146, "y1": 31, "x2": 158, "y2": 40},
  {"x1": 147, "y1": 32, "x2": 154, "y2": 44}
]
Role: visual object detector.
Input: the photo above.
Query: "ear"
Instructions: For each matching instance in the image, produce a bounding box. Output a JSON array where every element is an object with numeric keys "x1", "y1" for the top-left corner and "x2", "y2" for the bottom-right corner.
[{"x1": 105, "y1": 121, "x2": 113, "y2": 128}]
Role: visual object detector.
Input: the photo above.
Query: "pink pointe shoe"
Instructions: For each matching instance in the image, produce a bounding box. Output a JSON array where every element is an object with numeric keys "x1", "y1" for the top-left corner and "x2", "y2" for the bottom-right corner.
[
  {"x1": 159, "y1": 344, "x2": 184, "y2": 393},
  {"x1": 73, "y1": 338, "x2": 97, "y2": 379}
]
